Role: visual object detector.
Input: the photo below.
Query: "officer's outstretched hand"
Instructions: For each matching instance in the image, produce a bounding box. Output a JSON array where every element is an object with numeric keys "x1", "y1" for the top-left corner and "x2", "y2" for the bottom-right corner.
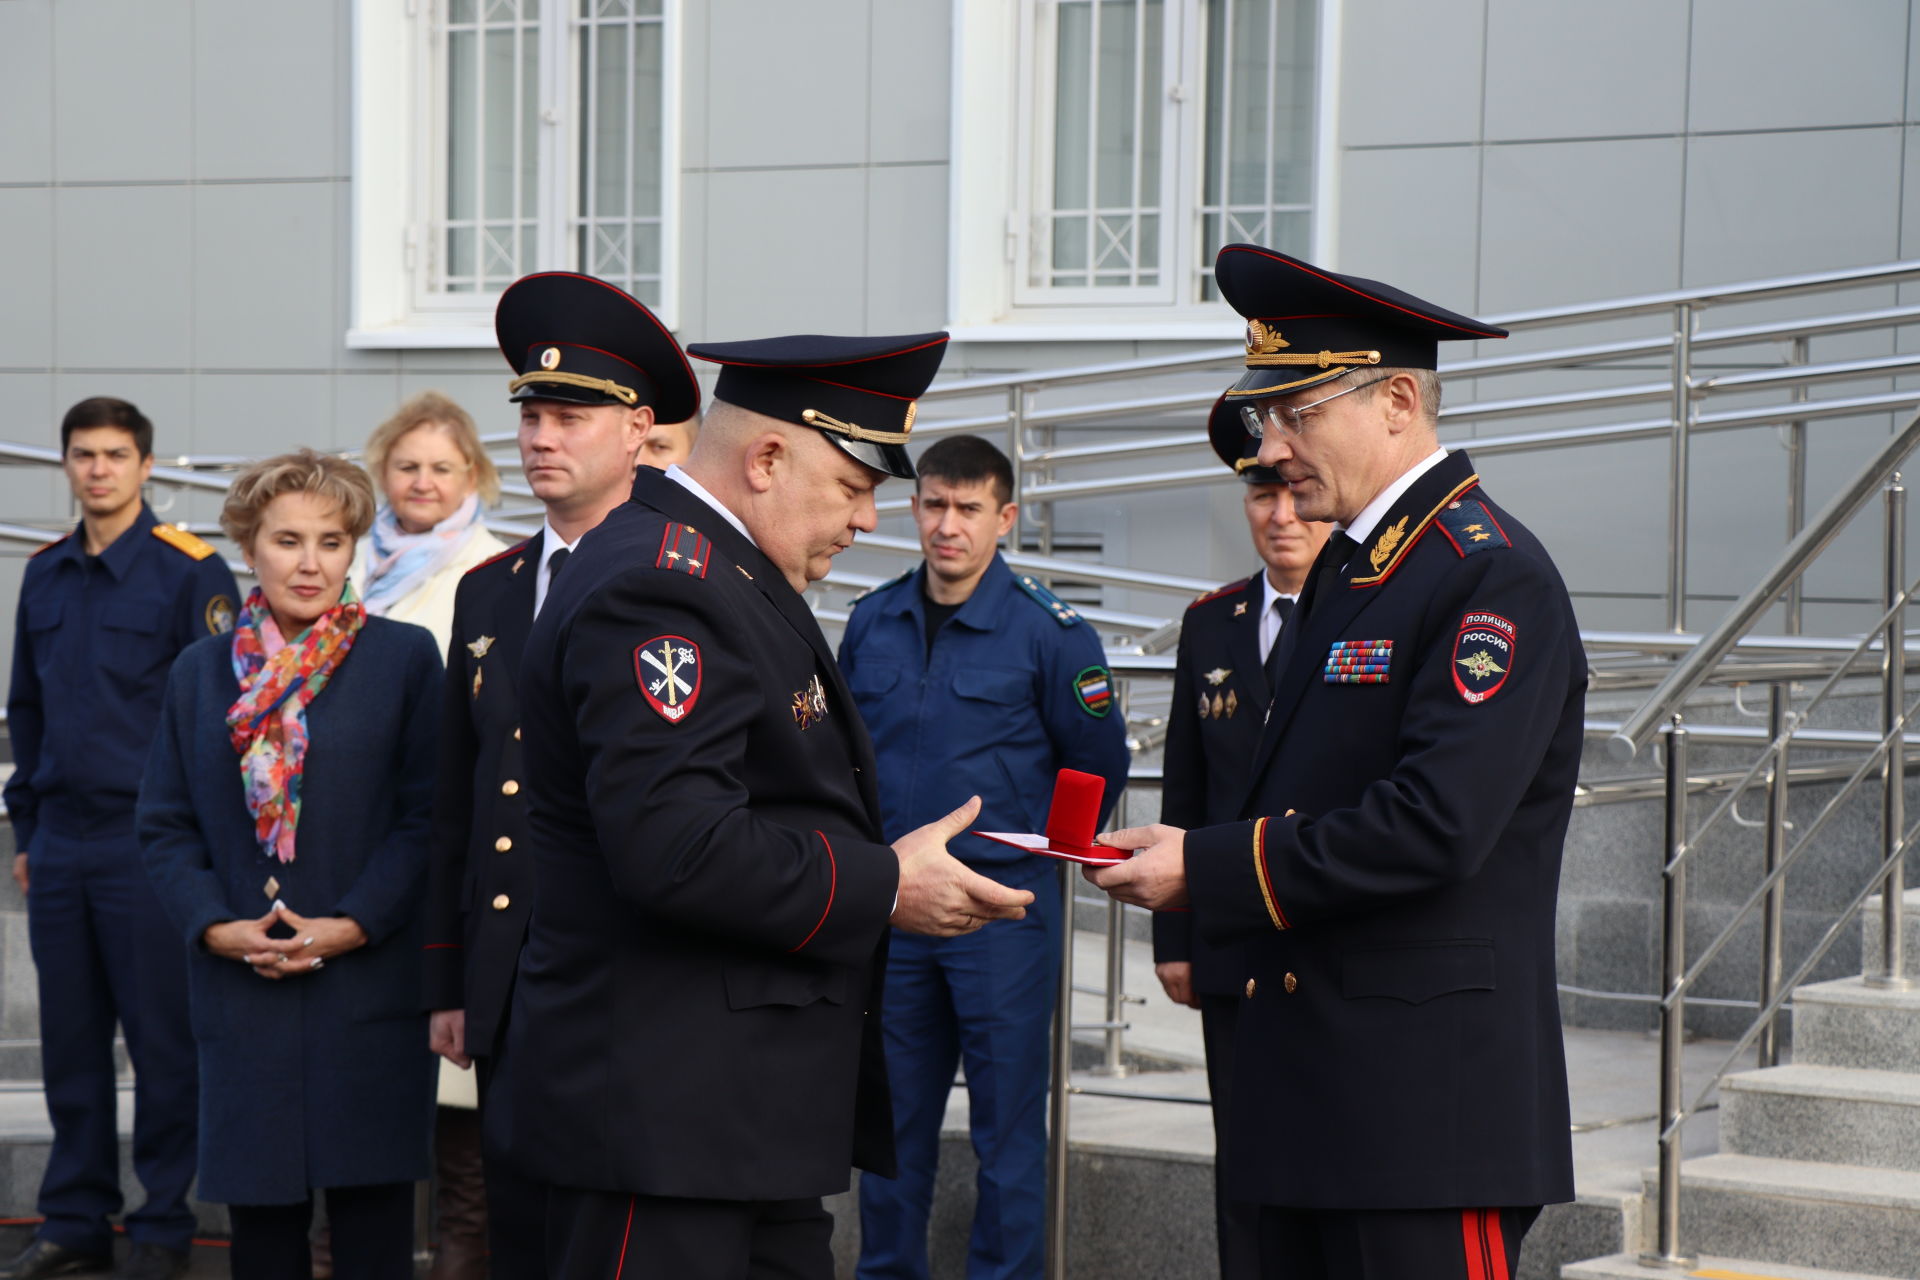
[
  {"x1": 891, "y1": 796, "x2": 1035, "y2": 937},
  {"x1": 1085, "y1": 824, "x2": 1188, "y2": 910}
]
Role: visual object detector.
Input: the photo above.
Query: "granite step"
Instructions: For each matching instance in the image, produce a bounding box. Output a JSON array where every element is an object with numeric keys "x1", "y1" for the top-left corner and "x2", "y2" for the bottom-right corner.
[
  {"x1": 1565, "y1": 1251, "x2": 1909, "y2": 1280},
  {"x1": 1651, "y1": 1153, "x2": 1920, "y2": 1279},
  {"x1": 1789, "y1": 977, "x2": 1920, "y2": 1072},
  {"x1": 1860, "y1": 888, "x2": 1920, "y2": 978},
  {"x1": 1721, "y1": 1063, "x2": 1920, "y2": 1172}
]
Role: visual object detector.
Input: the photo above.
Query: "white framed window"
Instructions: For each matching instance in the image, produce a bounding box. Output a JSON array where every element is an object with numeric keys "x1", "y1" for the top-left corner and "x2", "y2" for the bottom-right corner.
[
  {"x1": 350, "y1": 0, "x2": 680, "y2": 348},
  {"x1": 951, "y1": 0, "x2": 1335, "y2": 338}
]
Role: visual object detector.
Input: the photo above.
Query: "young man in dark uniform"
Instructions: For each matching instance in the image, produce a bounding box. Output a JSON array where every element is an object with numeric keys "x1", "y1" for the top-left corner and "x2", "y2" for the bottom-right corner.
[
  {"x1": 1152, "y1": 425, "x2": 1327, "y2": 1279},
  {"x1": 421, "y1": 271, "x2": 700, "y2": 1278},
  {"x1": 1090, "y1": 245, "x2": 1584, "y2": 1280},
  {"x1": 3, "y1": 398, "x2": 238, "y2": 1280},
  {"x1": 508, "y1": 332, "x2": 1036, "y2": 1280}
]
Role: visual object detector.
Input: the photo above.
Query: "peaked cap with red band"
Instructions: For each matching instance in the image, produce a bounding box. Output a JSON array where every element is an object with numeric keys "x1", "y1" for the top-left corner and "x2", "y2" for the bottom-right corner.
[
  {"x1": 686, "y1": 331, "x2": 950, "y2": 480},
  {"x1": 1207, "y1": 243, "x2": 1506, "y2": 453},
  {"x1": 495, "y1": 272, "x2": 701, "y2": 422}
]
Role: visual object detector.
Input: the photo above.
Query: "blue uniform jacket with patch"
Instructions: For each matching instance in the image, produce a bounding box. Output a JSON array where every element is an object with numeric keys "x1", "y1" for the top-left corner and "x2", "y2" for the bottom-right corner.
[
  {"x1": 838, "y1": 553, "x2": 1131, "y2": 884},
  {"x1": 5, "y1": 504, "x2": 240, "y2": 851},
  {"x1": 1184, "y1": 449, "x2": 1585, "y2": 1213}
]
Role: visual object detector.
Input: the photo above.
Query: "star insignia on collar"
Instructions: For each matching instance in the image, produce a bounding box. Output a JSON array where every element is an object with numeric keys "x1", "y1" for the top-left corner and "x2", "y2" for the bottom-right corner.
[
  {"x1": 664, "y1": 549, "x2": 682, "y2": 562},
  {"x1": 1233, "y1": 601, "x2": 1248, "y2": 616},
  {"x1": 1204, "y1": 667, "x2": 1231, "y2": 686},
  {"x1": 467, "y1": 635, "x2": 495, "y2": 659}
]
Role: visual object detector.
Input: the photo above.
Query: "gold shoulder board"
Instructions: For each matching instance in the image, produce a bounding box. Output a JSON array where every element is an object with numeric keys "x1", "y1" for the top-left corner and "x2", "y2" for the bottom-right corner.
[{"x1": 152, "y1": 523, "x2": 217, "y2": 561}]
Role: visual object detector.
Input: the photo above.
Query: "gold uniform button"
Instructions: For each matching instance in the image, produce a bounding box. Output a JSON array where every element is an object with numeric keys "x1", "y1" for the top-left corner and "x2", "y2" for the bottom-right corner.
[
  {"x1": 494, "y1": 836, "x2": 512, "y2": 853},
  {"x1": 501, "y1": 779, "x2": 520, "y2": 796},
  {"x1": 1244, "y1": 979, "x2": 1256, "y2": 998},
  {"x1": 492, "y1": 894, "x2": 510, "y2": 911},
  {"x1": 1284, "y1": 972, "x2": 1299, "y2": 994}
]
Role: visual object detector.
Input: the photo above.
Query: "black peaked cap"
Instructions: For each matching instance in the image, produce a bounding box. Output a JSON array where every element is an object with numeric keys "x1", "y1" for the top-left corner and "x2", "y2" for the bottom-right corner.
[
  {"x1": 1206, "y1": 393, "x2": 1285, "y2": 485},
  {"x1": 495, "y1": 272, "x2": 701, "y2": 422},
  {"x1": 686, "y1": 332, "x2": 950, "y2": 480}
]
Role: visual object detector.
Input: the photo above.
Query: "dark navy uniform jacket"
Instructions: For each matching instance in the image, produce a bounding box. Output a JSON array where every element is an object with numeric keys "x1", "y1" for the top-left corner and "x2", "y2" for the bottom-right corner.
[
  {"x1": 838, "y1": 554, "x2": 1130, "y2": 881},
  {"x1": 422, "y1": 531, "x2": 543, "y2": 1057},
  {"x1": 1152, "y1": 572, "x2": 1267, "y2": 995},
  {"x1": 507, "y1": 467, "x2": 900, "y2": 1200},
  {"x1": 1185, "y1": 450, "x2": 1583, "y2": 1212},
  {"x1": 6, "y1": 505, "x2": 239, "y2": 851}
]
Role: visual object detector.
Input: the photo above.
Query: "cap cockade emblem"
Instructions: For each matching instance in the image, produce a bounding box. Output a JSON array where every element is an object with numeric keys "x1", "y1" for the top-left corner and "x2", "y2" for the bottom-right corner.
[
  {"x1": 540, "y1": 346, "x2": 561, "y2": 370},
  {"x1": 1245, "y1": 319, "x2": 1291, "y2": 357}
]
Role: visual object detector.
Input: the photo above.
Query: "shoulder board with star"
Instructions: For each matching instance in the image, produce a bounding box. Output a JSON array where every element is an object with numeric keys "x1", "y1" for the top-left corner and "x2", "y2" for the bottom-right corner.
[
  {"x1": 1015, "y1": 575, "x2": 1082, "y2": 628},
  {"x1": 466, "y1": 538, "x2": 532, "y2": 575},
  {"x1": 1188, "y1": 575, "x2": 1256, "y2": 611},
  {"x1": 655, "y1": 522, "x2": 712, "y2": 578},
  {"x1": 851, "y1": 568, "x2": 914, "y2": 607},
  {"x1": 151, "y1": 523, "x2": 217, "y2": 561},
  {"x1": 28, "y1": 533, "x2": 71, "y2": 559},
  {"x1": 1434, "y1": 493, "x2": 1512, "y2": 558}
]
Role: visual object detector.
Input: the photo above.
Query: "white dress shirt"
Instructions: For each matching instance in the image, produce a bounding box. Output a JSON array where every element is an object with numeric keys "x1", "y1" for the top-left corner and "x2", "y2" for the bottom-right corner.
[
  {"x1": 1338, "y1": 446, "x2": 1451, "y2": 551},
  {"x1": 1258, "y1": 573, "x2": 1300, "y2": 662}
]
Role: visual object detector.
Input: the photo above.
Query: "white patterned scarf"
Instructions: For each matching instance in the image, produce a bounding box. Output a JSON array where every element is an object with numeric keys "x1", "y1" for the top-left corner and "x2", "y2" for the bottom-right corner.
[{"x1": 360, "y1": 492, "x2": 484, "y2": 615}]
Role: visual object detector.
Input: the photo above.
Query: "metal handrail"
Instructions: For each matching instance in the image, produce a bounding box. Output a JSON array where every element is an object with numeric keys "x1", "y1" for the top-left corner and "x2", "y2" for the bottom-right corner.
[{"x1": 1610, "y1": 408, "x2": 1920, "y2": 761}]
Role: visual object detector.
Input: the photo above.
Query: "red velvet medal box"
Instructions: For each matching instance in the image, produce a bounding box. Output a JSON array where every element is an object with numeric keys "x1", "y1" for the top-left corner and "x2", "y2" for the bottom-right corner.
[{"x1": 974, "y1": 768, "x2": 1127, "y2": 866}]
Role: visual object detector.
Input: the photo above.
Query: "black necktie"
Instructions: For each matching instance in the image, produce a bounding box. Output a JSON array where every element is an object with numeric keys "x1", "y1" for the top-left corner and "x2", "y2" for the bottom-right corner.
[
  {"x1": 1263, "y1": 597, "x2": 1294, "y2": 689},
  {"x1": 1299, "y1": 531, "x2": 1359, "y2": 622},
  {"x1": 547, "y1": 547, "x2": 570, "y2": 580}
]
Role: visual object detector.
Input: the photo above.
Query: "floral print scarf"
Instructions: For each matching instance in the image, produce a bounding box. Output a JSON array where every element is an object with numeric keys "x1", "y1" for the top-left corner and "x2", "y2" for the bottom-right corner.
[{"x1": 226, "y1": 583, "x2": 366, "y2": 863}]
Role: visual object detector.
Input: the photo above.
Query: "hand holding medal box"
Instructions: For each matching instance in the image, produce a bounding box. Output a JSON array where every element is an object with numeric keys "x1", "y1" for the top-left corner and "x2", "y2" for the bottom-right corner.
[{"x1": 973, "y1": 768, "x2": 1128, "y2": 866}]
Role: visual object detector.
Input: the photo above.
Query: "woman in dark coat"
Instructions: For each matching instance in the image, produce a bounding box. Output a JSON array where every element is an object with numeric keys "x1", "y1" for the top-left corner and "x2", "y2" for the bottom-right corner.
[{"x1": 138, "y1": 449, "x2": 441, "y2": 1279}]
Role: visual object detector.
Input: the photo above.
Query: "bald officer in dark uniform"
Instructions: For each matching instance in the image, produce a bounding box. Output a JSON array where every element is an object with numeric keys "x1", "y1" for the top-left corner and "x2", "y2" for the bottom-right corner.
[
  {"x1": 1152, "y1": 423, "x2": 1328, "y2": 1280},
  {"x1": 422, "y1": 272, "x2": 700, "y2": 1277},
  {"x1": 1090, "y1": 245, "x2": 1583, "y2": 1280},
  {"x1": 510, "y1": 332, "x2": 1035, "y2": 1280}
]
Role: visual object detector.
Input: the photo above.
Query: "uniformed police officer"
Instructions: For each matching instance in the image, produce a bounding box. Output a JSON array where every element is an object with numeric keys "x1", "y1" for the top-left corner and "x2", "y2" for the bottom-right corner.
[
  {"x1": 508, "y1": 332, "x2": 1036, "y2": 1280},
  {"x1": 422, "y1": 271, "x2": 701, "y2": 1278},
  {"x1": 3, "y1": 397, "x2": 239, "y2": 1280},
  {"x1": 840, "y1": 434, "x2": 1130, "y2": 1280},
  {"x1": 1088, "y1": 245, "x2": 1584, "y2": 1280},
  {"x1": 1151, "y1": 424, "x2": 1328, "y2": 1279}
]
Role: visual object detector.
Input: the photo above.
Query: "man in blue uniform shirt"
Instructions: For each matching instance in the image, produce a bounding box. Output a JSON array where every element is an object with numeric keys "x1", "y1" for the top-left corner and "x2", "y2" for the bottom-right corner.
[
  {"x1": 1089, "y1": 246, "x2": 1582, "y2": 1280},
  {"x1": 4, "y1": 397, "x2": 239, "y2": 1280},
  {"x1": 842, "y1": 434, "x2": 1131, "y2": 1280}
]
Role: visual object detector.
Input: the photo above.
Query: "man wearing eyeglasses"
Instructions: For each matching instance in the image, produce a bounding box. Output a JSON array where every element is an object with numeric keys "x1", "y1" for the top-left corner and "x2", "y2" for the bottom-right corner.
[{"x1": 1086, "y1": 245, "x2": 1585, "y2": 1280}]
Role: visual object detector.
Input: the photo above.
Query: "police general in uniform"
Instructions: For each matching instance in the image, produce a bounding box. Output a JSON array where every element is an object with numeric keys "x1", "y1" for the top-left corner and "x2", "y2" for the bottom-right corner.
[
  {"x1": 1089, "y1": 245, "x2": 1583, "y2": 1280},
  {"x1": 422, "y1": 271, "x2": 700, "y2": 1277},
  {"x1": 1151, "y1": 422, "x2": 1327, "y2": 1280},
  {"x1": 840, "y1": 434, "x2": 1130, "y2": 1280},
  {"x1": 3, "y1": 397, "x2": 238, "y2": 1280},
  {"x1": 508, "y1": 332, "x2": 1035, "y2": 1280}
]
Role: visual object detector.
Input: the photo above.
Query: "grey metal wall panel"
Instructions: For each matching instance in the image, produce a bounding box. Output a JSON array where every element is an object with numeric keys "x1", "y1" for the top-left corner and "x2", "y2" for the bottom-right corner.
[
  {"x1": 50, "y1": 372, "x2": 189, "y2": 454},
  {"x1": 1478, "y1": 137, "x2": 1684, "y2": 311},
  {"x1": 191, "y1": 371, "x2": 335, "y2": 458},
  {"x1": 702, "y1": 0, "x2": 872, "y2": 171},
  {"x1": 1337, "y1": 0, "x2": 1487, "y2": 148},
  {"x1": 1336, "y1": 145, "x2": 1483, "y2": 310},
  {"x1": 0, "y1": 2, "x2": 53, "y2": 185},
  {"x1": 1682, "y1": 127, "x2": 1905, "y2": 286},
  {"x1": 52, "y1": 0, "x2": 194, "y2": 183},
  {"x1": 869, "y1": 0, "x2": 952, "y2": 165},
  {"x1": 53, "y1": 185, "x2": 195, "y2": 368},
  {"x1": 864, "y1": 164, "x2": 950, "y2": 335},
  {"x1": 1688, "y1": 0, "x2": 1911, "y2": 133},
  {"x1": 702, "y1": 166, "x2": 870, "y2": 334},
  {"x1": 1482, "y1": 0, "x2": 1688, "y2": 142},
  {"x1": 0, "y1": 191, "x2": 55, "y2": 370},
  {"x1": 192, "y1": 182, "x2": 342, "y2": 370},
  {"x1": 192, "y1": 0, "x2": 341, "y2": 182}
]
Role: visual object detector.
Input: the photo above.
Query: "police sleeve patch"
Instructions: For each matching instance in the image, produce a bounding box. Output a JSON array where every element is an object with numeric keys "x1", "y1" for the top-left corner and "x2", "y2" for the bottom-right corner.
[
  {"x1": 1073, "y1": 665, "x2": 1113, "y2": 717},
  {"x1": 634, "y1": 635, "x2": 702, "y2": 723},
  {"x1": 1452, "y1": 613, "x2": 1515, "y2": 704},
  {"x1": 204, "y1": 594, "x2": 235, "y2": 635}
]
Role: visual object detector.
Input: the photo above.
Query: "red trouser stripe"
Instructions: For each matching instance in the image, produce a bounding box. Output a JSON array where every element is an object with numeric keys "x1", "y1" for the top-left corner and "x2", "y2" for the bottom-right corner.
[
  {"x1": 1461, "y1": 1210, "x2": 1488, "y2": 1280},
  {"x1": 1485, "y1": 1209, "x2": 1510, "y2": 1280},
  {"x1": 613, "y1": 1195, "x2": 636, "y2": 1279}
]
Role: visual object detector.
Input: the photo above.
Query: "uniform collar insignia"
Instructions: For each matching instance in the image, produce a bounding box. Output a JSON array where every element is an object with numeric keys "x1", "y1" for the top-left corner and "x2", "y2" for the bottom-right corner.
[
  {"x1": 467, "y1": 635, "x2": 495, "y2": 658},
  {"x1": 1233, "y1": 601, "x2": 1248, "y2": 616},
  {"x1": 512, "y1": 557, "x2": 525, "y2": 575},
  {"x1": 1369, "y1": 515, "x2": 1410, "y2": 572}
]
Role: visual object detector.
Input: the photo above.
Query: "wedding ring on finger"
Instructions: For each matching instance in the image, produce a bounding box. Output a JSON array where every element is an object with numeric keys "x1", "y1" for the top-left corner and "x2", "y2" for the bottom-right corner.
[
  {"x1": 311, "y1": 957, "x2": 325, "y2": 971},
  {"x1": 301, "y1": 936, "x2": 314, "y2": 949}
]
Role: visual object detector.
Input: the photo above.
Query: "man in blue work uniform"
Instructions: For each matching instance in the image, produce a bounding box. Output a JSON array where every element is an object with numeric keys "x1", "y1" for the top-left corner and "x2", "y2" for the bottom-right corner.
[
  {"x1": 842, "y1": 434, "x2": 1131, "y2": 1280},
  {"x1": 3, "y1": 398, "x2": 239, "y2": 1280}
]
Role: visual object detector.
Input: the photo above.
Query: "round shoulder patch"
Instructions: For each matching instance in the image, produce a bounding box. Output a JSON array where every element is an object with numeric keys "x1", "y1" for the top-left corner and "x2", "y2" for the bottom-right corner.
[
  {"x1": 205, "y1": 594, "x2": 235, "y2": 635},
  {"x1": 1073, "y1": 665, "x2": 1113, "y2": 718},
  {"x1": 1452, "y1": 613, "x2": 1515, "y2": 704}
]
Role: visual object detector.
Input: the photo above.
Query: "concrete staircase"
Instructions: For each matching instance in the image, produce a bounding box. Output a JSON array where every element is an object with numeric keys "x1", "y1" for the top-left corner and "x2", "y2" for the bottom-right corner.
[{"x1": 1566, "y1": 890, "x2": 1920, "y2": 1280}]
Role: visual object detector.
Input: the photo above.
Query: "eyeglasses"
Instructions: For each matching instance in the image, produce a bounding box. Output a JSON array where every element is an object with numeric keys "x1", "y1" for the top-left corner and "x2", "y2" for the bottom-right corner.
[{"x1": 1239, "y1": 375, "x2": 1391, "y2": 439}]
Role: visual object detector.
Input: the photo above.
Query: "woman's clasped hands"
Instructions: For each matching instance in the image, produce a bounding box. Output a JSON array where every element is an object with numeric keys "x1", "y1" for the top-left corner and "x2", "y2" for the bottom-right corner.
[{"x1": 202, "y1": 899, "x2": 369, "y2": 980}]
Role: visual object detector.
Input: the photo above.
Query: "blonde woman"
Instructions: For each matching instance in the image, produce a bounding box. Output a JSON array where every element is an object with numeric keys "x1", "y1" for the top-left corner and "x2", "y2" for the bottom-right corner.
[{"x1": 351, "y1": 391, "x2": 509, "y2": 647}]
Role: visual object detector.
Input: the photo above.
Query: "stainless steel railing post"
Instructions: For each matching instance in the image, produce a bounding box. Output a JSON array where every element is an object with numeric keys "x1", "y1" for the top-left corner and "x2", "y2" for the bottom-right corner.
[
  {"x1": 1644, "y1": 715, "x2": 1697, "y2": 1269},
  {"x1": 1098, "y1": 897, "x2": 1130, "y2": 1077},
  {"x1": 1758, "y1": 683, "x2": 1789, "y2": 1067},
  {"x1": 1870, "y1": 476, "x2": 1911, "y2": 989},
  {"x1": 1008, "y1": 385, "x2": 1028, "y2": 554},
  {"x1": 1784, "y1": 335, "x2": 1810, "y2": 634},
  {"x1": 1045, "y1": 860, "x2": 1073, "y2": 1280},
  {"x1": 1667, "y1": 302, "x2": 1697, "y2": 633}
]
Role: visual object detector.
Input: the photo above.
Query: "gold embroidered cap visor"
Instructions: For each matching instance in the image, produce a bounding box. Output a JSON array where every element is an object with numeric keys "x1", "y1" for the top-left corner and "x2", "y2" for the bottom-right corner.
[
  {"x1": 1205, "y1": 242, "x2": 1508, "y2": 458},
  {"x1": 687, "y1": 331, "x2": 951, "y2": 481},
  {"x1": 494, "y1": 271, "x2": 701, "y2": 420}
]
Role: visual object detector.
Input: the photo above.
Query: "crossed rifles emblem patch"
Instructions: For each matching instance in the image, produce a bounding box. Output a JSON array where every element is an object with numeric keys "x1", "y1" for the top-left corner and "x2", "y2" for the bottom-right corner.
[{"x1": 635, "y1": 635, "x2": 703, "y2": 723}]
